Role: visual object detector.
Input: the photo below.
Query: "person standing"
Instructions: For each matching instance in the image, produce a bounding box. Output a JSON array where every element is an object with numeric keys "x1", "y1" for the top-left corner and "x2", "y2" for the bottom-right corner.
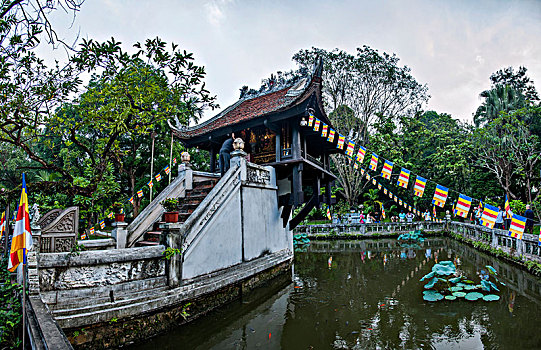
[
  {"x1": 399, "y1": 211, "x2": 406, "y2": 222},
  {"x1": 219, "y1": 133, "x2": 235, "y2": 176},
  {"x1": 525, "y1": 204, "x2": 535, "y2": 235},
  {"x1": 423, "y1": 210, "x2": 431, "y2": 222},
  {"x1": 495, "y1": 206, "x2": 505, "y2": 229},
  {"x1": 406, "y1": 211, "x2": 415, "y2": 223}
]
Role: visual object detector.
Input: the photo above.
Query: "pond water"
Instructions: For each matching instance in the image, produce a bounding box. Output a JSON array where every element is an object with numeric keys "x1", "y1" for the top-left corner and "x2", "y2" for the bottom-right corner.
[{"x1": 130, "y1": 238, "x2": 541, "y2": 349}]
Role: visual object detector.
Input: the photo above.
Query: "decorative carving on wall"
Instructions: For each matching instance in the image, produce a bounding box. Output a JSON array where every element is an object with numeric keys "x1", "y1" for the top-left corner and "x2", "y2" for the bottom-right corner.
[
  {"x1": 246, "y1": 166, "x2": 271, "y2": 185},
  {"x1": 37, "y1": 209, "x2": 61, "y2": 229},
  {"x1": 40, "y1": 207, "x2": 79, "y2": 253}
]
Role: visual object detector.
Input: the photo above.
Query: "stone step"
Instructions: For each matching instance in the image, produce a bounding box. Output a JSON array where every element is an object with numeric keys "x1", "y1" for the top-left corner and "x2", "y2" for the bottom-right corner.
[
  {"x1": 144, "y1": 231, "x2": 162, "y2": 242},
  {"x1": 193, "y1": 180, "x2": 217, "y2": 190},
  {"x1": 51, "y1": 286, "x2": 170, "y2": 317},
  {"x1": 178, "y1": 202, "x2": 199, "y2": 211},
  {"x1": 135, "y1": 240, "x2": 159, "y2": 247},
  {"x1": 183, "y1": 194, "x2": 207, "y2": 204}
]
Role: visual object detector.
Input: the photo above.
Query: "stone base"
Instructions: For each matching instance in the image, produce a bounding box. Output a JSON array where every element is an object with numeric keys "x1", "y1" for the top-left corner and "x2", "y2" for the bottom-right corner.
[{"x1": 64, "y1": 257, "x2": 292, "y2": 349}]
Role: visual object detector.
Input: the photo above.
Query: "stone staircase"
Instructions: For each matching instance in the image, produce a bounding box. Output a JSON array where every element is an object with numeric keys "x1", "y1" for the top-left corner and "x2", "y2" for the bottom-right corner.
[{"x1": 135, "y1": 178, "x2": 218, "y2": 247}]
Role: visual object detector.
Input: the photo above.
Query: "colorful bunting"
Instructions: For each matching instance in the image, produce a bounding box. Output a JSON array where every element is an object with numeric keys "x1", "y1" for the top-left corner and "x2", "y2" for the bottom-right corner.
[
  {"x1": 504, "y1": 194, "x2": 511, "y2": 218},
  {"x1": 377, "y1": 183, "x2": 382, "y2": 190},
  {"x1": 326, "y1": 208, "x2": 332, "y2": 220},
  {"x1": 99, "y1": 220, "x2": 105, "y2": 229},
  {"x1": 399, "y1": 199, "x2": 403, "y2": 206},
  {"x1": 129, "y1": 196, "x2": 135, "y2": 205},
  {"x1": 432, "y1": 184, "x2": 449, "y2": 208},
  {"x1": 397, "y1": 168, "x2": 411, "y2": 188},
  {"x1": 413, "y1": 176, "x2": 427, "y2": 198},
  {"x1": 8, "y1": 174, "x2": 33, "y2": 272},
  {"x1": 164, "y1": 166, "x2": 171, "y2": 175},
  {"x1": 369, "y1": 153, "x2": 379, "y2": 171},
  {"x1": 308, "y1": 114, "x2": 314, "y2": 127},
  {"x1": 173, "y1": 157, "x2": 177, "y2": 165},
  {"x1": 480, "y1": 203, "x2": 498, "y2": 229},
  {"x1": 81, "y1": 232, "x2": 87, "y2": 240},
  {"x1": 337, "y1": 134, "x2": 345, "y2": 150},
  {"x1": 372, "y1": 178, "x2": 376, "y2": 186},
  {"x1": 381, "y1": 159, "x2": 393, "y2": 180},
  {"x1": 366, "y1": 173, "x2": 371, "y2": 180},
  {"x1": 327, "y1": 129, "x2": 335, "y2": 143},
  {"x1": 454, "y1": 194, "x2": 472, "y2": 218},
  {"x1": 137, "y1": 189, "x2": 144, "y2": 198},
  {"x1": 0, "y1": 211, "x2": 5, "y2": 241},
  {"x1": 509, "y1": 214, "x2": 527, "y2": 239},
  {"x1": 384, "y1": 188, "x2": 388, "y2": 195},
  {"x1": 89, "y1": 227, "x2": 95, "y2": 235},
  {"x1": 107, "y1": 212, "x2": 114, "y2": 219},
  {"x1": 313, "y1": 119, "x2": 321, "y2": 132},
  {"x1": 155, "y1": 173, "x2": 162, "y2": 182},
  {"x1": 356, "y1": 146, "x2": 366, "y2": 164},
  {"x1": 321, "y1": 124, "x2": 328, "y2": 137},
  {"x1": 147, "y1": 180, "x2": 154, "y2": 189},
  {"x1": 346, "y1": 141, "x2": 355, "y2": 157}
]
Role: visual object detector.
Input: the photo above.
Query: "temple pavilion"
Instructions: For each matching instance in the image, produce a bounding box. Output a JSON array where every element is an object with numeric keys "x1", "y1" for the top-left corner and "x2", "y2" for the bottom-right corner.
[{"x1": 171, "y1": 60, "x2": 341, "y2": 228}]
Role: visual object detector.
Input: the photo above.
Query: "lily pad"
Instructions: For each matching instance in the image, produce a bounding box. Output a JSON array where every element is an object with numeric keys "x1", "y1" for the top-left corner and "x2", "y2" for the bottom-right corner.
[
  {"x1": 463, "y1": 285, "x2": 477, "y2": 290},
  {"x1": 445, "y1": 295, "x2": 457, "y2": 300},
  {"x1": 465, "y1": 292, "x2": 484, "y2": 301},
  {"x1": 453, "y1": 292, "x2": 467, "y2": 298},
  {"x1": 464, "y1": 280, "x2": 475, "y2": 284},
  {"x1": 449, "y1": 286, "x2": 463, "y2": 292},
  {"x1": 423, "y1": 290, "x2": 444, "y2": 302},
  {"x1": 486, "y1": 265, "x2": 497, "y2": 275},
  {"x1": 432, "y1": 261, "x2": 456, "y2": 276},
  {"x1": 420, "y1": 271, "x2": 435, "y2": 281},
  {"x1": 482, "y1": 294, "x2": 500, "y2": 301},
  {"x1": 449, "y1": 277, "x2": 461, "y2": 284},
  {"x1": 424, "y1": 277, "x2": 438, "y2": 289}
]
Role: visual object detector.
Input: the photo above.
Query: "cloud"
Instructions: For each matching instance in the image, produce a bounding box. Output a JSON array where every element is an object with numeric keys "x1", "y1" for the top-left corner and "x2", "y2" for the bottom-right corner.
[{"x1": 205, "y1": 0, "x2": 234, "y2": 27}]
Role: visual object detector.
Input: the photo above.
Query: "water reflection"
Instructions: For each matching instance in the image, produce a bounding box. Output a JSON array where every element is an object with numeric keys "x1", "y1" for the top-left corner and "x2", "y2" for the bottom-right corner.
[{"x1": 130, "y1": 238, "x2": 541, "y2": 349}]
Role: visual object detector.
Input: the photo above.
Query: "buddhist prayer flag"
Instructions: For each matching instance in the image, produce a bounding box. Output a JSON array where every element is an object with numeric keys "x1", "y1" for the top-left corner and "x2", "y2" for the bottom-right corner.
[
  {"x1": 147, "y1": 180, "x2": 153, "y2": 189},
  {"x1": 432, "y1": 184, "x2": 449, "y2": 208},
  {"x1": 509, "y1": 214, "x2": 527, "y2": 239},
  {"x1": 353, "y1": 162, "x2": 359, "y2": 169},
  {"x1": 155, "y1": 173, "x2": 162, "y2": 182},
  {"x1": 313, "y1": 119, "x2": 321, "y2": 132},
  {"x1": 321, "y1": 124, "x2": 328, "y2": 137},
  {"x1": 504, "y1": 194, "x2": 511, "y2": 218},
  {"x1": 81, "y1": 232, "x2": 87, "y2": 240},
  {"x1": 397, "y1": 168, "x2": 411, "y2": 188},
  {"x1": 378, "y1": 183, "x2": 382, "y2": 190},
  {"x1": 107, "y1": 212, "x2": 114, "y2": 219},
  {"x1": 369, "y1": 153, "x2": 379, "y2": 171},
  {"x1": 403, "y1": 202, "x2": 408, "y2": 209},
  {"x1": 8, "y1": 174, "x2": 33, "y2": 272},
  {"x1": 384, "y1": 188, "x2": 388, "y2": 195},
  {"x1": 137, "y1": 189, "x2": 144, "y2": 198},
  {"x1": 454, "y1": 194, "x2": 472, "y2": 218},
  {"x1": 308, "y1": 114, "x2": 314, "y2": 127},
  {"x1": 163, "y1": 166, "x2": 170, "y2": 175},
  {"x1": 381, "y1": 159, "x2": 393, "y2": 180},
  {"x1": 336, "y1": 134, "x2": 345, "y2": 150},
  {"x1": 372, "y1": 178, "x2": 376, "y2": 186},
  {"x1": 389, "y1": 191, "x2": 393, "y2": 199},
  {"x1": 393, "y1": 195, "x2": 398, "y2": 202},
  {"x1": 413, "y1": 176, "x2": 427, "y2": 198},
  {"x1": 346, "y1": 141, "x2": 355, "y2": 157},
  {"x1": 0, "y1": 211, "x2": 5, "y2": 241},
  {"x1": 366, "y1": 173, "x2": 371, "y2": 180},
  {"x1": 360, "y1": 169, "x2": 365, "y2": 176},
  {"x1": 89, "y1": 227, "x2": 95, "y2": 235},
  {"x1": 408, "y1": 205, "x2": 412, "y2": 211},
  {"x1": 480, "y1": 203, "x2": 498, "y2": 229},
  {"x1": 99, "y1": 220, "x2": 105, "y2": 229},
  {"x1": 173, "y1": 157, "x2": 177, "y2": 165},
  {"x1": 129, "y1": 196, "x2": 135, "y2": 205},
  {"x1": 355, "y1": 146, "x2": 366, "y2": 164},
  {"x1": 382, "y1": 205, "x2": 386, "y2": 219},
  {"x1": 326, "y1": 208, "x2": 332, "y2": 220},
  {"x1": 327, "y1": 129, "x2": 335, "y2": 143},
  {"x1": 433, "y1": 205, "x2": 437, "y2": 219},
  {"x1": 399, "y1": 199, "x2": 403, "y2": 206}
]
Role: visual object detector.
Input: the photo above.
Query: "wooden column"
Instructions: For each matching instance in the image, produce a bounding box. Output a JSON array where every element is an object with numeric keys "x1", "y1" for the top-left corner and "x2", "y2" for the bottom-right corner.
[
  {"x1": 292, "y1": 124, "x2": 301, "y2": 159},
  {"x1": 210, "y1": 146, "x2": 216, "y2": 173},
  {"x1": 292, "y1": 163, "x2": 304, "y2": 206},
  {"x1": 275, "y1": 132, "x2": 281, "y2": 162}
]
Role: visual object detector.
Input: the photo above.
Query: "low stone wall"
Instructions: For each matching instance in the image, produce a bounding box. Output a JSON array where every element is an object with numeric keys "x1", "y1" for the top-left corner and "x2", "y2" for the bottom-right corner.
[
  {"x1": 295, "y1": 221, "x2": 445, "y2": 236},
  {"x1": 63, "y1": 250, "x2": 293, "y2": 349},
  {"x1": 37, "y1": 246, "x2": 167, "y2": 310}
]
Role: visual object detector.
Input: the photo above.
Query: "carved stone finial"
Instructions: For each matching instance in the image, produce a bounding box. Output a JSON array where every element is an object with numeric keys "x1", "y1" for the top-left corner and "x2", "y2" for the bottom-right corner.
[
  {"x1": 31, "y1": 203, "x2": 41, "y2": 225},
  {"x1": 233, "y1": 138, "x2": 245, "y2": 151}
]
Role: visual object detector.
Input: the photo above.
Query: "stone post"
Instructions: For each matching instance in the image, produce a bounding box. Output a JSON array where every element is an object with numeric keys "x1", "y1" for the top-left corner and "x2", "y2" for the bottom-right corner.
[
  {"x1": 112, "y1": 222, "x2": 128, "y2": 249},
  {"x1": 162, "y1": 223, "x2": 183, "y2": 288}
]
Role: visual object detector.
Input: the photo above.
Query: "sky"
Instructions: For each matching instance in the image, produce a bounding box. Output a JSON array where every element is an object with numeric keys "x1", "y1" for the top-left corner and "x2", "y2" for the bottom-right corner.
[{"x1": 41, "y1": 0, "x2": 541, "y2": 123}]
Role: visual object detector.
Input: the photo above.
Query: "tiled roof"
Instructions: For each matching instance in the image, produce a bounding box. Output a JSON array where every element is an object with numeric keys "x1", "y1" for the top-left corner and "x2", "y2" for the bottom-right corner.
[{"x1": 175, "y1": 80, "x2": 309, "y2": 139}]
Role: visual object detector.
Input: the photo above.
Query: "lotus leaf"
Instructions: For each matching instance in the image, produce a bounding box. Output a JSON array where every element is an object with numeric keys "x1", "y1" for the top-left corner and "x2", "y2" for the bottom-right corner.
[
  {"x1": 423, "y1": 290, "x2": 444, "y2": 301},
  {"x1": 482, "y1": 294, "x2": 500, "y2": 301},
  {"x1": 432, "y1": 263, "x2": 456, "y2": 276},
  {"x1": 449, "y1": 286, "x2": 463, "y2": 292},
  {"x1": 420, "y1": 271, "x2": 435, "y2": 281},
  {"x1": 294, "y1": 234, "x2": 302, "y2": 240},
  {"x1": 457, "y1": 283, "x2": 468, "y2": 287},
  {"x1": 481, "y1": 280, "x2": 491, "y2": 292},
  {"x1": 465, "y1": 292, "x2": 484, "y2": 301},
  {"x1": 453, "y1": 292, "x2": 467, "y2": 298},
  {"x1": 464, "y1": 280, "x2": 475, "y2": 284},
  {"x1": 449, "y1": 277, "x2": 461, "y2": 284},
  {"x1": 500, "y1": 281, "x2": 506, "y2": 286},
  {"x1": 424, "y1": 277, "x2": 438, "y2": 289},
  {"x1": 464, "y1": 285, "x2": 477, "y2": 290},
  {"x1": 486, "y1": 265, "x2": 497, "y2": 275},
  {"x1": 439, "y1": 261, "x2": 455, "y2": 266},
  {"x1": 445, "y1": 295, "x2": 457, "y2": 300}
]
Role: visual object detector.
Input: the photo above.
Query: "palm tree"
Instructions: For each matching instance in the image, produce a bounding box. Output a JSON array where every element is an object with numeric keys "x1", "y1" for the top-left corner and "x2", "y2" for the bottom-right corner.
[{"x1": 474, "y1": 84, "x2": 526, "y2": 127}]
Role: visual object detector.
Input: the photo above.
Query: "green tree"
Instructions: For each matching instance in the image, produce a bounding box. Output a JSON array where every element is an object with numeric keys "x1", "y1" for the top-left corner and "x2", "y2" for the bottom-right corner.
[
  {"x1": 489, "y1": 66, "x2": 539, "y2": 103},
  {"x1": 474, "y1": 84, "x2": 527, "y2": 127}
]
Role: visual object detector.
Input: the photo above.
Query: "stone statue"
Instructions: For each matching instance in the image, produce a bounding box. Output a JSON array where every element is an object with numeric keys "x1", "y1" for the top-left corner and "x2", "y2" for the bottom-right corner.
[{"x1": 30, "y1": 203, "x2": 41, "y2": 225}]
